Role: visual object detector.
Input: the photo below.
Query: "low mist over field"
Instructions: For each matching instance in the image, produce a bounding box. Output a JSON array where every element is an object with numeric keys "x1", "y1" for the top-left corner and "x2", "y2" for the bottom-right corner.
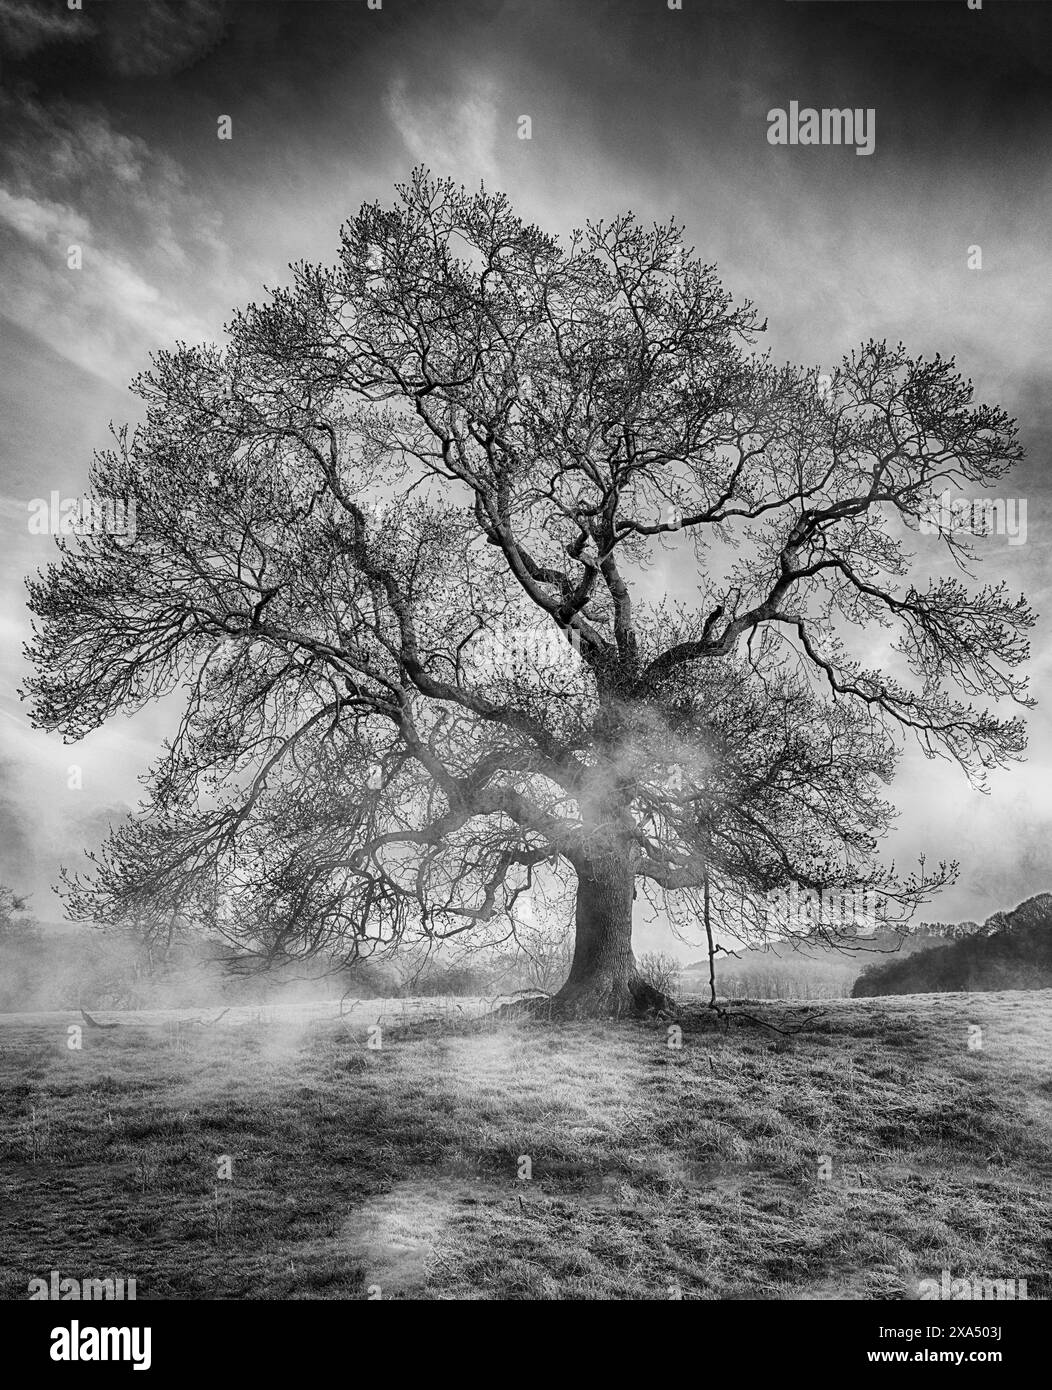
[{"x1": 2, "y1": 991, "x2": 1050, "y2": 1301}]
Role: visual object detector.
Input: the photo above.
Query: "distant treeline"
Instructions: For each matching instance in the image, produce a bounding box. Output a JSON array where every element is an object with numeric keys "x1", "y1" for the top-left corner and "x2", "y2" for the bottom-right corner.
[
  {"x1": 7, "y1": 882, "x2": 1050, "y2": 1010},
  {"x1": 681, "y1": 928, "x2": 959, "y2": 1002},
  {"x1": 0, "y1": 887, "x2": 567, "y2": 1011},
  {"x1": 852, "y1": 894, "x2": 1052, "y2": 997},
  {"x1": 684, "y1": 958, "x2": 857, "y2": 1001}
]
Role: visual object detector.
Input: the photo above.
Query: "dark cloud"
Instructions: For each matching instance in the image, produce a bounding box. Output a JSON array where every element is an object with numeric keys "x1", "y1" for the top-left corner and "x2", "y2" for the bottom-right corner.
[
  {"x1": 0, "y1": 0, "x2": 94, "y2": 59},
  {"x1": 0, "y1": 0, "x2": 232, "y2": 77},
  {"x1": 98, "y1": 0, "x2": 232, "y2": 78}
]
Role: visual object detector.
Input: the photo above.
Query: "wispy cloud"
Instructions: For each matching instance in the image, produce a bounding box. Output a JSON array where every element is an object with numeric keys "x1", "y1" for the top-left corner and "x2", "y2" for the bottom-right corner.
[
  {"x1": 386, "y1": 73, "x2": 501, "y2": 185},
  {"x1": 0, "y1": 96, "x2": 227, "y2": 382}
]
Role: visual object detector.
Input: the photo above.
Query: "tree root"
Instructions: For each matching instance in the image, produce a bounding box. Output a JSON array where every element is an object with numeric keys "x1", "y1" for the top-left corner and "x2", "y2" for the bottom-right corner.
[{"x1": 499, "y1": 973, "x2": 677, "y2": 1022}]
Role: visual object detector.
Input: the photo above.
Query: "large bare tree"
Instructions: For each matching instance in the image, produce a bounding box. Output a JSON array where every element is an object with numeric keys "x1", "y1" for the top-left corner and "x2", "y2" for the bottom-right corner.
[{"x1": 25, "y1": 171, "x2": 1033, "y2": 1016}]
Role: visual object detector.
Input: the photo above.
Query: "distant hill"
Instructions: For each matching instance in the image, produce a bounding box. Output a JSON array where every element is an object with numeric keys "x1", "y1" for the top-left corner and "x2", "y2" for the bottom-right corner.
[
  {"x1": 853, "y1": 894, "x2": 1052, "y2": 998},
  {"x1": 684, "y1": 927, "x2": 958, "y2": 975},
  {"x1": 678, "y1": 928, "x2": 958, "y2": 1001}
]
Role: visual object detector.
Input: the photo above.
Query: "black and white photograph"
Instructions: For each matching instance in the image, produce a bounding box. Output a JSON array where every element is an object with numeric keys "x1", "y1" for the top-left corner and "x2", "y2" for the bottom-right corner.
[{"x1": 0, "y1": 0, "x2": 1049, "y2": 1355}]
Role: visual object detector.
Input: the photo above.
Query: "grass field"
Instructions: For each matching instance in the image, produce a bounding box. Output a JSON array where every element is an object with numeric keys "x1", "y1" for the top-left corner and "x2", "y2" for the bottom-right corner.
[{"x1": 1, "y1": 990, "x2": 1050, "y2": 1300}]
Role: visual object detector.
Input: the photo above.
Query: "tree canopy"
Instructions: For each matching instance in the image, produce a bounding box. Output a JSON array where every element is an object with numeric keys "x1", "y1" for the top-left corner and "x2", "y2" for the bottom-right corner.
[{"x1": 25, "y1": 171, "x2": 1033, "y2": 1015}]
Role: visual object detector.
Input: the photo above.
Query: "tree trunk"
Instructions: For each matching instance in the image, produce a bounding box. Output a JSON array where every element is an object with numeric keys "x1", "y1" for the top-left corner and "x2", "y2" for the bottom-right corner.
[{"x1": 548, "y1": 854, "x2": 671, "y2": 1018}]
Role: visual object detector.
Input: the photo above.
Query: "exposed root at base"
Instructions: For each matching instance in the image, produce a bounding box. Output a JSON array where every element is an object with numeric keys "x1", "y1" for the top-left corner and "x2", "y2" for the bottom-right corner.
[{"x1": 496, "y1": 976, "x2": 677, "y2": 1022}]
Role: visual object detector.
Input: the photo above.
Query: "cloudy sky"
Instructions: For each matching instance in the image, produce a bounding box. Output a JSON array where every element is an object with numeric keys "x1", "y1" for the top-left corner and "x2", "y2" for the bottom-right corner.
[{"x1": 1, "y1": 0, "x2": 1050, "y2": 940}]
